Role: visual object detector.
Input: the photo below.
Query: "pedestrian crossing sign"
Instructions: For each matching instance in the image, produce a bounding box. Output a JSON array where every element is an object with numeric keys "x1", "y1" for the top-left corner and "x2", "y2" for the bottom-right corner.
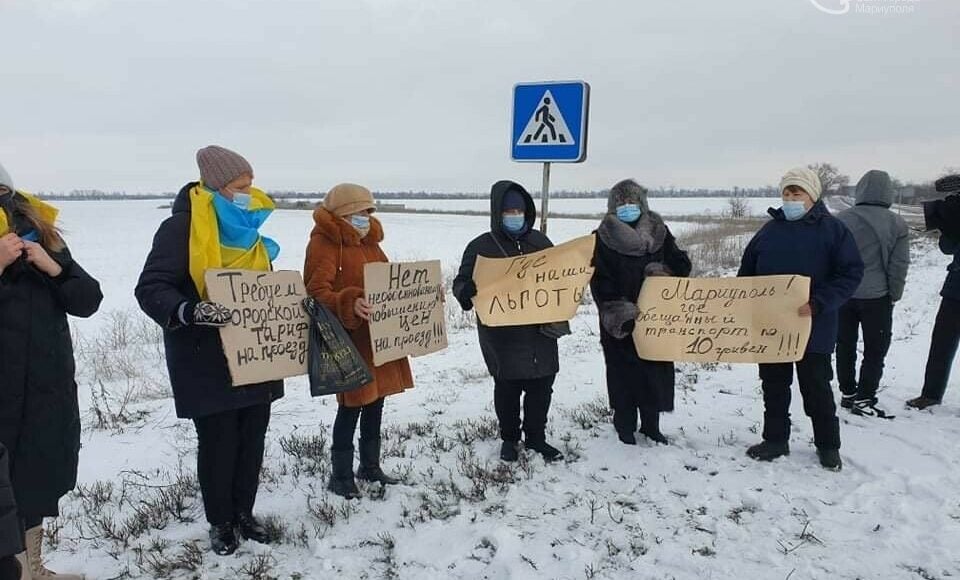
[{"x1": 512, "y1": 81, "x2": 590, "y2": 163}]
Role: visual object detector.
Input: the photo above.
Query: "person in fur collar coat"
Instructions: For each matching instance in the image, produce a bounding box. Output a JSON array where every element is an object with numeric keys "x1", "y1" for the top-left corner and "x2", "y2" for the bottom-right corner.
[{"x1": 590, "y1": 179, "x2": 692, "y2": 445}]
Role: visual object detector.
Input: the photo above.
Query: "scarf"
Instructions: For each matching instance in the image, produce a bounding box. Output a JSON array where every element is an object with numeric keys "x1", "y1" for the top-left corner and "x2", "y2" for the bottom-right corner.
[
  {"x1": 188, "y1": 183, "x2": 280, "y2": 298},
  {"x1": 596, "y1": 211, "x2": 667, "y2": 257},
  {"x1": 0, "y1": 191, "x2": 58, "y2": 236}
]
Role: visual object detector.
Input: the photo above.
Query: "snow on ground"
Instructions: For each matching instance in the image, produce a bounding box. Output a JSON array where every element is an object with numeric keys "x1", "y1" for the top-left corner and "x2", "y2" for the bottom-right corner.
[{"x1": 42, "y1": 201, "x2": 960, "y2": 579}]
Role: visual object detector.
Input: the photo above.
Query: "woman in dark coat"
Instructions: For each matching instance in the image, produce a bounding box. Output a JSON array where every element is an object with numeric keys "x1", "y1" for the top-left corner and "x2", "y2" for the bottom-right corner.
[
  {"x1": 0, "y1": 162, "x2": 101, "y2": 579},
  {"x1": 591, "y1": 179, "x2": 691, "y2": 446},
  {"x1": 738, "y1": 167, "x2": 863, "y2": 471},
  {"x1": 135, "y1": 146, "x2": 283, "y2": 556},
  {"x1": 453, "y1": 180, "x2": 569, "y2": 463}
]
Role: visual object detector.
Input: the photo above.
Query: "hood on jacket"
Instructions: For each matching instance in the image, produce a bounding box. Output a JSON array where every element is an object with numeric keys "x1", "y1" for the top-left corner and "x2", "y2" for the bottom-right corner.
[
  {"x1": 855, "y1": 170, "x2": 895, "y2": 208},
  {"x1": 171, "y1": 182, "x2": 197, "y2": 215},
  {"x1": 768, "y1": 199, "x2": 831, "y2": 223},
  {"x1": 489, "y1": 180, "x2": 536, "y2": 235},
  {"x1": 310, "y1": 205, "x2": 384, "y2": 247}
]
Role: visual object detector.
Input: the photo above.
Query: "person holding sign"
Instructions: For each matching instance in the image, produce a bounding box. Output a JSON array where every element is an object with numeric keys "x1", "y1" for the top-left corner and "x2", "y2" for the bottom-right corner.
[
  {"x1": 738, "y1": 168, "x2": 863, "y2": 471},
  {"x1": 303, "y1": 183, "x2": 414, "y2": 499},
  {"x1": 453, "y1": 180, "x2": 569, "y2": 463},
  {"x1": 590, "y1": 179, "x2": 691, "y2": 446},
  {"x1": 135, "y1": 146, "x2": 284, "y2": 556},
  {"x1": 0, "y1": 162, "x2": 101, "y2": 579}
]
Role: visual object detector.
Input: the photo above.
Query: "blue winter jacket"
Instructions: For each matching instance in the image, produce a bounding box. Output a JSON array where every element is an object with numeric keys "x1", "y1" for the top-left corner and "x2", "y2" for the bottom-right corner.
[{"x1": 738, "y1": 201, "x2": 864, "y2": 354}]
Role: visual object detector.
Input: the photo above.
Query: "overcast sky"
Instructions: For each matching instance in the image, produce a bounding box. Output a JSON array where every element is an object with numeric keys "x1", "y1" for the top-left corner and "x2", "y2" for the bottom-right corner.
[{"x1": 1, "y1": 0, "x2": 957, "y2": 194}]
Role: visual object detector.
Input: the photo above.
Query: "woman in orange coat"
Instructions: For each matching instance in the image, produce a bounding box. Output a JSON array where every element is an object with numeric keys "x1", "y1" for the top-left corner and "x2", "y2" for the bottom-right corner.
[{"x1": 303, "y1": 183, "x2": 414, "y2": 498}]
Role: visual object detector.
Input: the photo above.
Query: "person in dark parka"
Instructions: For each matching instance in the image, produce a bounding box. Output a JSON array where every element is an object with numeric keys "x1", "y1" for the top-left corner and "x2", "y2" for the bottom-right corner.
[
  {"x1": 590, "y1": 179, "x2": 692, "y2": 446},
  {"x1": 738, "y1": 167, "x2": 863, "y2": 471},
  {"x1": 0, "y1": 444, "x2": 23, "y2": 580},
  {"x1": 0, "y1": 162, "x2": 101, "y2": 579},
  {"x1": 135, "y1": 146, "x2": 283, "y2": 556},
  {"x1": 453, "y1": 180, "x2": 569, "y2": 463},
  {"x1": 836, "y1": 170, "x2": 909, "y2": 417},
  {"x1": 907, "y1": 175, "x2": 960, "y2": 410}
]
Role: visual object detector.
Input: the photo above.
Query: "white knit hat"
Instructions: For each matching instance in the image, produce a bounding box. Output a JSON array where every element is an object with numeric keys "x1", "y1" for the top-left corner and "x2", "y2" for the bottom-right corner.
[{"x1": 779, "y1": 167, "x2": 822, "y2": 202}]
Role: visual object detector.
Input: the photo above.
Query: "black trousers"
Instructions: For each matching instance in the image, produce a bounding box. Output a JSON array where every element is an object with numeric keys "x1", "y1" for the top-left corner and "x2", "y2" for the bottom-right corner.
[
  {"x1": 758, "y1": 353, "x2": 840, "y2": 450},
  {"x1": 494, "y1": 375, "x2": 555, "y2": 444},
  {"x1": 192, "y1": 403, "x2": 271, "y2": 526},
  {"x1": 332, "y1": 398, "x2": 384, "y2": 451},
  {"x1": 922, "y1": 297, "x2": 960, "y2": 401},
  {"x1": 835, "y1": 296, "x2": 894, "y2": 401}
]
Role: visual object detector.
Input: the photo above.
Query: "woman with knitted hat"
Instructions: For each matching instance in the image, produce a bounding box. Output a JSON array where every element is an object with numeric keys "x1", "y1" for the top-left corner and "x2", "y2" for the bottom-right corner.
[
  {"x1": 590, "y1": 179, "x2": 692, "y2": 446},
  {"x1": 0, "y1": 161, "x2": 102, "y2": 579},
  {"x1": 738, "y1": 167, "x2": 863, "y2": 471},
  {"x1": 303, "y1": 184, "x2": 414, "y2": 499},
  {"x1": 136, "y1": 146, "x2": 283, "y2": 555}
]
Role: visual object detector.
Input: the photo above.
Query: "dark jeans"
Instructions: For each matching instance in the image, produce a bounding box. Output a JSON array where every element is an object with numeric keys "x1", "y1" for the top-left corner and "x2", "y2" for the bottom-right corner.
[
  {"x1": 836, "y1": 296, "x2": 894, "y2": 401},
  {"x1": 193, "y1": 403, "x2": 271, "y2": 525},
  {"x1": 332, "y1": 398, "x2": 384, "y2": 451},
  {"x1": 758, "y1": 353, "x2": 840, "y2": 450},
  {"x1": 922, "y1": 297, "x2": 960, "y2": 401},
  {"x1": 494, "y1": 375, "x2": 555, "y2": 444}
]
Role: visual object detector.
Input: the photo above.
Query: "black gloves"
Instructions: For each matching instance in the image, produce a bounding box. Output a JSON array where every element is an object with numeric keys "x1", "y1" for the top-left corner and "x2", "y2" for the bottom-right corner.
[
  {"x1": 180, "y1": 301, "x2": 232, "y2": 327},
  {"x1": 539, "y1": 321, "x2": 572, "y2": 339},
  {"x1": 621, "y1": 319, "x2": 636, "y2": 336},
  {"x1": 456, "y1": 279, "x2": 478, "y2": 311}
]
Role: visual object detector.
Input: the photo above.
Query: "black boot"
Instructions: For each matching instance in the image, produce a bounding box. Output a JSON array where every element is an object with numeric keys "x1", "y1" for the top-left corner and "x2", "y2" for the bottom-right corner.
[
  {"x1": 328, "y1": 449, "x2": 361, "y2": 499},
  {"x1": 639, "y1": 411, "x2": 668, "y2": 445},
  {"x1": 209, "y1": 523, "x2": 239, "y2": 556},
  {"x1": 236, "y1": 512, "x2": 271, "y2": 544},
  {"x1": 817, "y1": 448, "x2": 843, "y2": 471},
  {"x1": 526, "y1": 440, "x2": 563, "y2": 462},
  {"x1": 746, "y1": 441, "x2": 790, "y2": 461},
  {"x1": 906, "y1": 396, "x2": 941, "y2": 410},
  {"x1": 500, "y1": 441, "x2": 520, "y2": 461},
  {"x1": 617, "y1": 431, "x2": 637, "y2": 445},
  {"x1": 357, "y1": 439, "x2": 399, "y2": 485}
]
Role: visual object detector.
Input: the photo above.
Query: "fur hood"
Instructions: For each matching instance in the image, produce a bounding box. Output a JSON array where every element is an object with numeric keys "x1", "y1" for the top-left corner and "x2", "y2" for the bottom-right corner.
[{"x1": 597, "y1": 211, "x2": 668, "y2": 257}]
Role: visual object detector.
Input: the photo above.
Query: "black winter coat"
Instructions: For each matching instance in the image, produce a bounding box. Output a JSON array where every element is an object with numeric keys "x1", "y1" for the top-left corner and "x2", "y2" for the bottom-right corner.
[
  {"x1": 135, "y1": 183, "x2": 283, "y2": 419},
  {"x1": 0, "y1": 444, "x2": 20, "y2": 558},
  {"x1": 453, "y1": 181, "x2": 560, "y2": 381},
  {"x1": 0, "y1": 213, "x2": 102, "y2": 516},
  {"x1": 590, "y1": 214, "x2": 691, "y2": 412}
]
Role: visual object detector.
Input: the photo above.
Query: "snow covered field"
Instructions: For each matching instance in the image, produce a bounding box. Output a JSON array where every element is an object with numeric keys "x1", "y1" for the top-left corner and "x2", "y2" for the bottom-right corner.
[
  {"x1": 370, "y1": 197, "x2": 774, "y2": 218},
  {"x1": 44, "y1": 201, "x2": 960, "y2": 579}
]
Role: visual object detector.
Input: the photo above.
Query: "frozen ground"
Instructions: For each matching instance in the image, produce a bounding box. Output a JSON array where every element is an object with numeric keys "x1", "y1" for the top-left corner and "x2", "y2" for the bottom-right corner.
[{"x1": 37, "y1": 201, "x2": 960, "y2": 579}]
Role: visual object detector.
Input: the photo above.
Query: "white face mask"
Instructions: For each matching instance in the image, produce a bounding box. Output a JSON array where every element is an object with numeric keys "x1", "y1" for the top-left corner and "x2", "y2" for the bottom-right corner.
[{"x1": 349, "y1": 214, "x2": 371, "y2": 237}]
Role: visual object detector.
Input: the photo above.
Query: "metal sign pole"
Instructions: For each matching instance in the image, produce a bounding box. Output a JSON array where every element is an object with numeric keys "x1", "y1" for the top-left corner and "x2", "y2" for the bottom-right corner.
[{"x1": 540, "y1": 161, "x2": 551, "y2": 235}]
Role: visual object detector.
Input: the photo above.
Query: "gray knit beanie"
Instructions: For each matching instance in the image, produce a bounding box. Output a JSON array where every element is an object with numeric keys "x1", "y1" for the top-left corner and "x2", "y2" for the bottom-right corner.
[
  {"x1": 607, "y1": 179, "x2": 650, "y2": 214},
  {"x1": 0, "y1": 161, "x2": 13, "y2": 192},
  {"x1": 196, "y1": 145, "x2": 253, "y2": 191}
]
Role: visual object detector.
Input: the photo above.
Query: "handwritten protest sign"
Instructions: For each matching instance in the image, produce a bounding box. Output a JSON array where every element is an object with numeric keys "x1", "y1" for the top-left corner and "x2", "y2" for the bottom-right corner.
[
  {"x1": 205, "y1": 269, "x2": 309, "y2": 386},
  {"x1": 473, "y1": 234, "x2": 595, "y2": 326},
  {"x1": 364, "y1": 260, "x2": 447, "y2": 366},
  {"x1": 633, "y1": 275, "x2": 812, "y2": 363}
]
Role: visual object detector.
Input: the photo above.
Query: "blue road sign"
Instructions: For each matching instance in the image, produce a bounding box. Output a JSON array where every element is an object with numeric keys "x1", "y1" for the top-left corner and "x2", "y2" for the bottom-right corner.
[{"x1": 511, "y1": 81, "x2": 590, "y2": 163}]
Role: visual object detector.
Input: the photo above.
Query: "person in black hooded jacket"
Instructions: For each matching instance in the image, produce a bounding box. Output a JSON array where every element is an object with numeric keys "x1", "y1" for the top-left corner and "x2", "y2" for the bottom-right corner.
[
  {"x1": 453, "y1": 180, "x2": 569, "y2": 463},
  {"x1": 591, "y1": 179, "x2": 692, "y2": 446}
]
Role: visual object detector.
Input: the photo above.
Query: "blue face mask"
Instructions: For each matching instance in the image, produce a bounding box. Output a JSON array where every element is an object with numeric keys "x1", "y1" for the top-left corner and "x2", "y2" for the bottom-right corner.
[
  {"x1": 350, "y1": 214, "x2": 370, "y2": 230},
  {"x1": 502, "y1": 214, "x2": 526, "y2": 233},
  {"x1": 230, "y1": 192, "x2": 251, "y2": 210},
  {"x1": 616, "y1": 203, "x2": 642, "y2": 223},
  {"x1": 782, "y1": 200, "x2": 808, "y2": 221}
]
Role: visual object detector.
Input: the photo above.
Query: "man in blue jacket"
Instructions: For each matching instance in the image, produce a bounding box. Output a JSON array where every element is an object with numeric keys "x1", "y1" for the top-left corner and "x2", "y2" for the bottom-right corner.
[{"x1": 739, "y1": 168, "x2": 864, "y2": 471}]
